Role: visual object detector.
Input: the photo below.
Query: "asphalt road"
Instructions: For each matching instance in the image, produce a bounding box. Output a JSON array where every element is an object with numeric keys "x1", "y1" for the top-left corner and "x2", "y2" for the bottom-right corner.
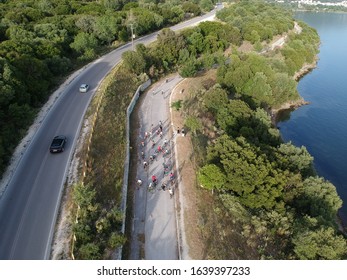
[
  {"x1": 130, "y1": 75, "x2": 183, "y2": 260},
  {"x1": 0, "y1": 7, "x2": 220, "y2": 260}
]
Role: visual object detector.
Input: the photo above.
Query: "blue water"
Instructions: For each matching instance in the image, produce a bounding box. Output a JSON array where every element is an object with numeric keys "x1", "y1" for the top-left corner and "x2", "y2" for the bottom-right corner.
[{"x1": 278, "y1": 12, "x2": 347, "y2": 225}]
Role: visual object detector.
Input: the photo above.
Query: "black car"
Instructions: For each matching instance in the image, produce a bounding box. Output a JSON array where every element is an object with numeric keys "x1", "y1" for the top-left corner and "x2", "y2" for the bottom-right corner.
[{"x1": 50, "y1": 135, "x2": 67, "y2": 153}]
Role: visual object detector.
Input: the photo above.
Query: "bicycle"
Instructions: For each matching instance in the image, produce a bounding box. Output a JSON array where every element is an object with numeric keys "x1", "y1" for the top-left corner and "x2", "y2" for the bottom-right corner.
[
  {"x1": 168, "y1": 187, "x2": 173, "y2": 198},
  {"x1": 164, "y1": 167, "x2": 170, "y2": 176},
  {"x1": 163, "y1": 139, "x2": 168, "y2": 148},
  {"x1": 163, "y1": 149, "x2": 170, "y2": 157},
  {"x1": 143, "y1": 161, "x2": 148, "y2": 170},
  {"x1": 149, "y1": 154, "x2": 156, "y2": 163},
  {"x1": 169, "y1": 173, "x2": 175, "y2": 185},
  {"x1": 148, "y1": 182, "x2": 155, "y2": 193},
  {"x1": 136, "y1": 179, "x2": 142, "y2": 190}
]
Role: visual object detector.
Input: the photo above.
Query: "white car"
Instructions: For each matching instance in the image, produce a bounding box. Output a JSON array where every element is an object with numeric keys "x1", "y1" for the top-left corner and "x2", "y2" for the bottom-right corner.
[{"x1": 79, "y1": 84, "x2": 89, "y2": 93}]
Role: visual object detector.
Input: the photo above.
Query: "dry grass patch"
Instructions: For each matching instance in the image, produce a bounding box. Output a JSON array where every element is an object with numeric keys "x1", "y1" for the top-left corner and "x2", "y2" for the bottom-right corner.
[{"x1": 171, "y1": 70, "x2": 218, "y2": 259}]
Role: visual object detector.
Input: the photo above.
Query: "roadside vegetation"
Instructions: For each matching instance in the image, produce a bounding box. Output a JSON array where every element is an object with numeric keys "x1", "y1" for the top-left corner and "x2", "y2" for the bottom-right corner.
[
  {"x1": 71, "y1": 65, "x2": 141, "y2": 259},
  {"x1": 121, "y1": 0, "x2": 347, "y2": 259},
  {"x1": 0, "y1": 0, "x2": 217, "y2": 177}
]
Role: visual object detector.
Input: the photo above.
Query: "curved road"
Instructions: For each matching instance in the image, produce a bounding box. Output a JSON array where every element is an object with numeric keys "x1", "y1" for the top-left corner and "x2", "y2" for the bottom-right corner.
[{"x1": 0, "y1": 8, "x2": 221, "y2": 259}]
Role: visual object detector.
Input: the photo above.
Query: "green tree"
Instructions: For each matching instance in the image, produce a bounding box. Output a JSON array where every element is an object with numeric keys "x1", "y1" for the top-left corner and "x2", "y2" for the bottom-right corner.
[
  {"x1": 243, "y1": 71, "x2": 272, "y2": 107},
  {"x1": 103, "y1": 0, "x2": 124, "y2": 10},
  {"x1": 179, "y1": 56, "x2": 199, "y2": 77},
  {"x1": 293, "y1": 227, "x2": 347, "y2": 260},
  {"x1": 242, "y1": 210, "x2": 294, "y2": 259},
  {"x1": 199, "y1": 0, "x2": 214, "y2": 12},
  {"x1": 203, "y1": 85, "x2": 229, "y2": 115},
  {"x1": 77, "y1": 242, "x2": 101, "y2": 260},
  {"x1": 70, "y1": 32, "x2": 98, "y2": 59},
  {"x1": 254, "y1": 40, "x2": 263, "y2": 52},
  {"x1": 295, "y1": 177, "x2": 343, "y2": 225},
  {"x1": 108, "y1": 233, "x2": 126, "y2": 249},
  {"x1": 93, "y1": 15, "x2": 120, "y2": 44},
  {"x1": 122, "y1": 50, "x2": 146, "y2": 75},
  {"x1": 75, "y1": 15, "x2": 96, "y2": 34},
  {"x1": 13, "y1": 55, "x2": 52, "y2": 106},
  {"x1": 169, "y1": 6, "x2": 184, "y2": 24},
  {"x1": 178, "y1": 48, "x2": 190, "y2": 65},
  {"x1": 187, "y1": 31, "x2": 205, "y2": 55},
  {"x1": 129, "y1": 8, "x2": 163, "y2": 35},
  {"x1": 151, "y1": 28, "x2": 186, "y2": 68},
  {"x1": 216, "y1": 99, "x2": 253, "y2": 134},
  {"x1": 207, "y1": 135, "x2": 286, "y2": 210},
  {"x1": 276, "y1": 142, "x2": 314, "y2": 176},
  {"x1": 198, "y1": 164, "x2": 226, "y2": 191},
  {"x1": 182, "y1": 2, "x2": 201, "y2": 16},
  {"x1": 185, "y1": 116, "x2": 202, "y2": 135},
  {"x1": 72, "y1": 182, "x2": 97, "y2": 219}
]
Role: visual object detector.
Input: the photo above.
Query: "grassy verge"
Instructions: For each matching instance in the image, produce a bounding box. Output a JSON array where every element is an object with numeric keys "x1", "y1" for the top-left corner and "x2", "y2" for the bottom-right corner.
[
  {"x1": 71, "y1": 65, "x2": 141, "y2": 259},
  {"x1": 122, "y1": 99, "x2": 142, "y2": 260}
]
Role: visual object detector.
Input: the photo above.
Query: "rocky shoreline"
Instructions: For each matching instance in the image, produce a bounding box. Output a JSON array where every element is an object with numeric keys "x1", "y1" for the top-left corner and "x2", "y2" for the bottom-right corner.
[
  {"x1": 293, "y1": 59, "x2": 318, "y2": 81},
  {"x1": 270, "y1": 59, "x2": 317, "y2": 125},
  {"x1": 270, "y1": 98, "x2": 310, "y2": 125},
  {"x1": 271, "y1": 59, "x2": 347, "y2": 235}
]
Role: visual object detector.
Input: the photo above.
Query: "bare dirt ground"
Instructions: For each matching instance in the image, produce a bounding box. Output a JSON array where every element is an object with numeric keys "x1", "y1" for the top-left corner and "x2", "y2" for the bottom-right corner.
[{"x1": 170, "y1": 70, "x2": 218, "y2": 259}]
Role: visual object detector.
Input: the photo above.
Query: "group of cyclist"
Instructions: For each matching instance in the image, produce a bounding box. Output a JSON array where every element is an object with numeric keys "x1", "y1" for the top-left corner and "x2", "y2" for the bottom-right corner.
[{"x1": 137, "y1": 120, "x2": 175, "y2": 197}]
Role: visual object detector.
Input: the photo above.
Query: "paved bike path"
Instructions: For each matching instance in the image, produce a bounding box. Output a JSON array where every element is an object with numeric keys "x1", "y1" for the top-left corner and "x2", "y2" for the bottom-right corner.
[{"x1": 130, "y1": 75, "x2": 183, "y2": 260}]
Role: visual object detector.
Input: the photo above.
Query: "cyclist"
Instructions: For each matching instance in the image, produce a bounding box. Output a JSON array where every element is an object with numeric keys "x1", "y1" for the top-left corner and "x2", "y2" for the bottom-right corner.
[
  {"x1": 137, "y1": 179, "x2": 142, "y2": 189},
  {"x1": 148, "y1": 182, "x2": 154, "y2": 192},
  {"x1": 152, "y1": 175, "x2": 157, "y2": 185},
  {"x1": 143, "y1": 161, "x2": 148, "y2": 169},
  {"x1": 168, "y1": 187, "x2": 173, "y2": 198},
  {"x1": 163, "y1": 139, "x2": 168, "y2": 147}
]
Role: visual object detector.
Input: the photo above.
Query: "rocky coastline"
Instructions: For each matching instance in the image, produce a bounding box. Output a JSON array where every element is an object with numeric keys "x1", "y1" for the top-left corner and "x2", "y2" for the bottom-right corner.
[
  {"x1": 270, "y1": 59, "x2": 318, "y2": 125},
  {"x1": 271, "y1": 58, "x2": 347, "y2": 235},
  {"x1": 293, "y1": 59, "x2": 318, "y2": 81},
  {"x1": 270, "y1": 98, "x2": 310, "y2": 125}
]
